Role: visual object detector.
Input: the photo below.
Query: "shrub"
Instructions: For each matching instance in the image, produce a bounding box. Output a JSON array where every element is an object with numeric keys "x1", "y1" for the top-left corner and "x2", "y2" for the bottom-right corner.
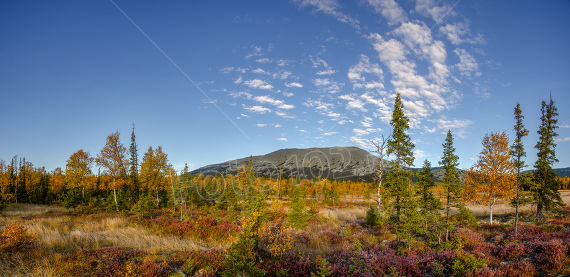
[
  {"x1": 498, "y1": 260, "x2": 534, "y2": 277},
  {"x1": 527, "y1": 240, "x2": 569, "y2": 275},
  {"x1": 450, "y1": 253, "x2": 488, "y2": 277},
  {"x1": 131, "y1": 193, "x2": 156, "y2": 217},
  {"x1": 0, "y1": 223, "x2": 36, "y2": 252},
  {"x1": 364, "y1": 206, "x2": 381, "y2": 228}
]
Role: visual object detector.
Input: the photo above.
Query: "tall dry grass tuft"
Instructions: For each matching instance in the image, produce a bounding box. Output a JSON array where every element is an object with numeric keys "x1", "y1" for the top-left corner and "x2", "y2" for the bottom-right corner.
[
  {"x1": 0, "y1": 252, "x2": 57, "y2": 277},
  {"x1": 25, "y1": 217, "x2": 205, "y2": 254},
  {"x1": 322, "y1": 207, "x2": 367, "y2": 221},
  {"x1": 3, "y1": 203, "x2": 67, "y2": 217}
]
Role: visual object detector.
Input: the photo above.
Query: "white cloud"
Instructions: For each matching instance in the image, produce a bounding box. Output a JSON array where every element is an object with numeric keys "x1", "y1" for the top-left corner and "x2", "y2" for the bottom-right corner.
[
  {"x1": 243, "y1": 105, "x2": 271, "y2": 114},
  {"x1": 415, "y1": 0, "x2": 455, "y2": 23},
  {"x1": 339, "y1": 94, "x2": 367, "y2": 112},
  {"x1": 256, "y1": 123, "x2": 267, "y2": 127},
  {"x1": 350, "y1": 136, "x2": 371, "y2": 149},
  {"x1": 253, "y1": 95, "x2": 295, "y2": 110},
  {"x1": 313, "y1": 78, "x2": 343, "y2": 94},
  {"x1": 554, "y1": 137, "x2": 570, "y2": 143},
  {"x1": 414, "y1": 149, "x2": 427, "y2": 160},
  {"x1": 234, "y1": 76, "x2": 243, "y2": 84},
  {"x1": 313, "y1": 78, "x2": 331, "y2": 86},
  {"x1": 229, "y1": 91, "x2": 252, "y2": 99},
  {"x1": 369, "y1": 33, "x2": 453, "y2": 119},
  {"x1": 283, "y1": 92, "x2": 294, "y2": 97},
  {"x1": 274, "y1": 124, "x2": 282, "y2": 128},
  {"x1": 292, "y1": 0, "x2": 360, "y2": 29},
  {"x1": 276, "y1": 111, "x2": 296, "y2": 119},
  {"x1": 285, "y1": 82, "x2": 303, "y2": 88},
  {"x1": 245, "y1": 46, "x2": 263, "y2": 59},
  {"x1": 304, "y1": 99, "x2": 341, "y2": 119},
  {"x1": 240, "y1": 113, "x2": 249, "y2": 118},
  {"x1": 220, "y1": 67, "x2": 234, "y2": 74},
  {"x1": 278, "y1": 104, "x2": 295, "y2": 110},
  {"x1": 252, "y1": 68, "x2": 269, "y2": 75},
  {"x1": 436, "y1": 118, "x2": 473, "y2": 130},
  {"x1": 316, "y1": 69, "x2": 337, "y2": 75},
  {"x1": 276, "y1": 137, "x2": 288, "y2": 141},
  {"x1": 311, "y1": 57, "x2": 330, "y2": 69},
  {"x1": 348, "y1": 54, "x2": 384, "y2": 89},
  {"x1": 256, "y1": 57, "x2": 272, "y2": 63},
  {"x1": 454, "y1": 48, "x2": 480, "y2": 77},
  {"x1": 323, "y1": 132, "x2": 338, "y2": 136},
  {"x1": 353, "y1": 128, "x2": 370, "y2": 136},
  {"x1": 273, "y1": 70, "x2": 293, "y2": 79},
  {"x1": 392, "y1": 22, "x2": 449, "y2": 84},
  {"x1": 436, "y1": 117, "x2": 473, "y2": 138},
  {"x1": 244, "y1": 79, "x2": 274, "y2": 90},
  {"x1": 364, "y1": 0, "x2": 407, "y2": 25}
]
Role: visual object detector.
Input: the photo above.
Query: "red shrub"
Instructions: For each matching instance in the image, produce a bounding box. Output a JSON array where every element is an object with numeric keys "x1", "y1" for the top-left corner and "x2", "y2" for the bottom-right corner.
[
  {"x1": 137, "y1": 261, "x2": 169, "y2": 277},
  {"x1": 527, "y1": 240, "x2": 569, "y2": 275},
  {"x1": 498, "y1": 260, "x2": 534, "y2": 277},
  {"x1": 493, "y1": 243, "x2": 527, "y2": 261}
]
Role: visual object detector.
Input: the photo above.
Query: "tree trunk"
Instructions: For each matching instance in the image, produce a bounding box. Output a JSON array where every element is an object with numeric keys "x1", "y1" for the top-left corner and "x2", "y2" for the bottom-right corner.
[
  {"x1": 489, "y1": 201, "x2": 494, "y2": 224},
  {"x1": 536, "y1": 201, "x2": 544, "y2": 222},
  {"x1": 113, "y1": 187, "x2": 119, "y2": 212},
  {"x1": 514, "y1": 184, "x2": 520, "y2": 237}
]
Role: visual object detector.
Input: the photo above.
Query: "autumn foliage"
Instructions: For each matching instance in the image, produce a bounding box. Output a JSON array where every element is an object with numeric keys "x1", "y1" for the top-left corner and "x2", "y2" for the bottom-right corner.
[{"x1": 465, "y1": 131, "x2": 517, "y2": 224}]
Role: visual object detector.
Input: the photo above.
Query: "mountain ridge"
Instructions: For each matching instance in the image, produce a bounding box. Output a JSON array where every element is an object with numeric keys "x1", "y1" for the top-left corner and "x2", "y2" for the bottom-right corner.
[{"x1": 191, "y1": 146, "x2": 570, "y2": 181}]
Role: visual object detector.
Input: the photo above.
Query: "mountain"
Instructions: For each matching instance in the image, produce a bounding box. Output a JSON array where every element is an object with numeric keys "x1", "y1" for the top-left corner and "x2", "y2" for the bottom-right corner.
[
  {"x1": 191, "y1": 146, "x2": 380, "y2": 182},
  {"x1": 191, "y1": 146, "x2": 569, "y2": 182}
]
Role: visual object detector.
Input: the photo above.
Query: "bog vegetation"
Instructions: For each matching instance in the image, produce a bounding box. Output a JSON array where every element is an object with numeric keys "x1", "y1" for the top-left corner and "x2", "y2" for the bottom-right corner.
[{"x1": 1, "y1": 95, "x2": 569, "y2": 276}]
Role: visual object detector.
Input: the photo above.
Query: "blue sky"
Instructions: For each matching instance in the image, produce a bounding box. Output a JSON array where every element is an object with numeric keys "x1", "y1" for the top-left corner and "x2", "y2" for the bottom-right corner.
[{"x1": 1, "y1": 0, "x2": 569, "y2": 173}]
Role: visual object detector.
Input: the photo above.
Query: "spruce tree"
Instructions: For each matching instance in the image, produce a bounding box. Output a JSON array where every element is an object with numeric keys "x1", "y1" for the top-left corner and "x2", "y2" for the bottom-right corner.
[
  {"x1": 510, "y1": 103, "x2": 528, "y2": 236},
  {"x1": 129, "y1": 123, "x2": 140, "y2": 203},
  {"x1": 416, "y1": 160, "x2": 440, "y2": 213},
  {"x1": 385, "y1": 93, "x2": 415, "y2": 222},
  {"x1": 439, "y1": 129, "x2": 461, "y2": 242},
  {"x1": 532, "y1": 95, "x2": 564, "y2": 221}
]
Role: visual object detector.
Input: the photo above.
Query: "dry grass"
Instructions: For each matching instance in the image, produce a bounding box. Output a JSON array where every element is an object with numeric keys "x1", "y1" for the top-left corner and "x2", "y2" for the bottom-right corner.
[
  {"x1": 24, "y1": 216, "x2": 205, "y2": 254},
  {"x1": 321, "y1": 206, "x2": 367, "y2": 221},
  {"x1": 3, "y1": 203, "x2": 67, "y2": 217}
]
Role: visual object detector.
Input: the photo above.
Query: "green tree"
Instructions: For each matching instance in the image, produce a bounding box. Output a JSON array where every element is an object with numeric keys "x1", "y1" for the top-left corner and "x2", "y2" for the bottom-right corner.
[
  {"x1": 439, "y1": 130, "x2": 462, "y2": 242},
  {"x1": 128, "y1": 123, "x2": 140, "y2": 203},
  {"x1": 385, "y1": 93, "x2": 415, "y2": 222},
  {"x1": 222, "y1": 193, "x2": 267, "y2": 277},
  {"x1": 532, "y1": 95, "x2": 564, "y2": 221},
  {"x1": 416, "y1": 160, "x2": 441, "y2": 235},
  {"x1": 510, "y1": 103, "x2": 529, "y2": 236},
  {"x1": 287, "y1": 186, "x2": 311, "y2": 228}
]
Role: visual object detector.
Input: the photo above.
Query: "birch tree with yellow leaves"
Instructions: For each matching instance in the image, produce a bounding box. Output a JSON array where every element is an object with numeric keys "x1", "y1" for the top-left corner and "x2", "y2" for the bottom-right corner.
[
  {"x1": 465, "y1": 131, "x2": 517, "y2": 224},
  {"x1": 65, "y1": 149, "x2": 94, "y2": 203},
  {"x1": 96, "y1": 132, "x2": 128, "y2": 211},
  {"x1": 140, "y1": 146, "x2": 170, "y2": 206}
]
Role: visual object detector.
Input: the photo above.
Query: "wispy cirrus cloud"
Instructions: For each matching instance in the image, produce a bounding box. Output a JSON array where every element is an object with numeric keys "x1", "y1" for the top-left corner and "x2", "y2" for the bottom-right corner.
[{"x1": 291, "y1": 0, "x2": 360, "y2": 29}]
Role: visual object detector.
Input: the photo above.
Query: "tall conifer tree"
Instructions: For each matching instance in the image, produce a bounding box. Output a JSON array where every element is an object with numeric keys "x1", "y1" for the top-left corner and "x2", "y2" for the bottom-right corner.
[
  {"x1": 439, "y1": 129, "x2": 461, "y2": 242},
  {"x1": 511, "y1": 103, "x2": 528, "y2": 236},
  {"x1": 129, "y1": 123, "x2": 140, "y2": 202},
  {"x1": 532, "y1": 95, "x2": 564, "y2": 221},
  {"x1": 386, "y1": 93, "x2": 415, "y2": 222}
]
